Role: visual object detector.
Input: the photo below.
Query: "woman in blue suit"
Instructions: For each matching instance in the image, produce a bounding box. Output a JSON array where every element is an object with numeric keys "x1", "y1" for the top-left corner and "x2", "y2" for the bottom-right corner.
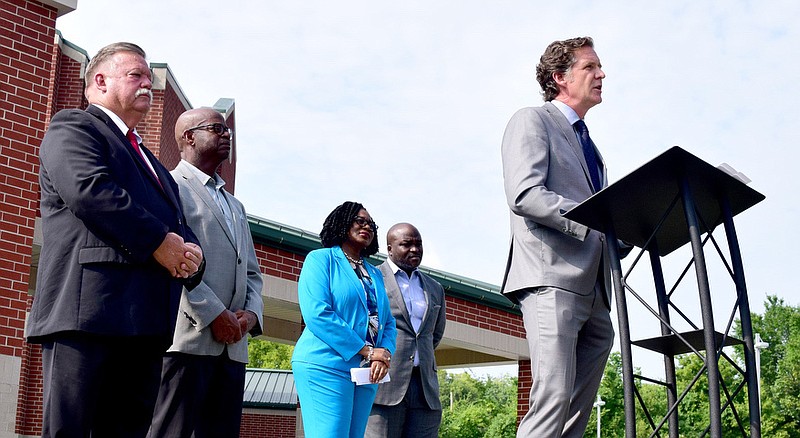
[{"x1": 292, "y1": 201, "x2": 397, "y2": 437}]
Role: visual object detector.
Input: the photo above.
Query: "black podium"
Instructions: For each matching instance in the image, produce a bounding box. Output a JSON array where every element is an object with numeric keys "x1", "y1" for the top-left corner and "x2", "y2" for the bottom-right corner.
[{"x1": 565, "y1": 146, "x2": 765, "y2": 437}]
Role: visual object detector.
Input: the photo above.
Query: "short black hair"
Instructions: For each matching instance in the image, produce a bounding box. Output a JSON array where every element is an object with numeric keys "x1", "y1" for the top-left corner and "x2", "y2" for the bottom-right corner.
[{"x1": 320, "y1": 201, "x2": 379, "y2": 256}]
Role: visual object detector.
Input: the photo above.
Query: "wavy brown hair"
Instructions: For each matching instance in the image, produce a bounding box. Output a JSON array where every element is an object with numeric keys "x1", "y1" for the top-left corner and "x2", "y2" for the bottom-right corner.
[{"x1": 535, "y1": 37, "x2": 594, "y2": 102}]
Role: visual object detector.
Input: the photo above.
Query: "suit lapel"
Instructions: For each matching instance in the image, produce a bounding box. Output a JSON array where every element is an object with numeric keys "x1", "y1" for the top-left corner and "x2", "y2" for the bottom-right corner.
[
  {"x1": 86, "y1": 105, "x2": 180, "y2": 206},
  {"x1": 335, "y1": 247, "x2": 368, "y2": 310},
  {"x1": 418, "y1": 274, "x2": 433, "y2": 330},
  {"x1": 543, "y1": 102, "x2": 599, "y2": 192},
  {"x1": 380, "y1": 263, "x2": 412, "y2": 326},
  {"x1": 229, "y1": 195, "x2": 244, "y2": 254},
  {"x1": 174, "y1": 162, "x2": 236, "y2": 247}
]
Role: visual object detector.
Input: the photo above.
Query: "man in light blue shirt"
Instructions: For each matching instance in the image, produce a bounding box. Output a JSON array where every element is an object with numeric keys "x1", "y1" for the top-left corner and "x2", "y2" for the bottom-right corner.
[{"x1": 366, "y1": 223, "x2": 447, "y2": 438}]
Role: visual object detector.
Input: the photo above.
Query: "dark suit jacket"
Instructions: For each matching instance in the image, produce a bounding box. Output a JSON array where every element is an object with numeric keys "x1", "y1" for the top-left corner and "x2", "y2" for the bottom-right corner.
[
  {"x1": 373, "y1": 261, "x2": 446, "y2": 409},
  {"x1": 27, "y1": 105, "x2": 202, "y2": 344},
  {"x1": 500, "y1": 102, "x2": 611, "y2": 306}
]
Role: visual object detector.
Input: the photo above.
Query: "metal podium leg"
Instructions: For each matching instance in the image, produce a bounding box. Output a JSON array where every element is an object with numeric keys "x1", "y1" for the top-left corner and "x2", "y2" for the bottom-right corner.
[
  {"x1": 680, "y1": 177, "x2": 722, "y2": 437},
  {"x1": 721, "y1": 198, "x2": 761, "y2": 437},
  {"x1": 648, "y1": 245, "x2": 679, "y2": 438},
  {"x1": 606, "y1": 226, "x2": 636, "y2": 438}
]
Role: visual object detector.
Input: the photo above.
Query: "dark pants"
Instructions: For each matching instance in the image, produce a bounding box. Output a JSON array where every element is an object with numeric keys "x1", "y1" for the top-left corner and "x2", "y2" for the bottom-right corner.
[
  {"x1": 148, "y1": 350, "x2": 246, "y2": 438},
  {"x1": 40, "y1": 333, "x2": 165, "y2": 438},
  {"x1": 366, "y1": 367, "x2": 442, "y2": 438}
]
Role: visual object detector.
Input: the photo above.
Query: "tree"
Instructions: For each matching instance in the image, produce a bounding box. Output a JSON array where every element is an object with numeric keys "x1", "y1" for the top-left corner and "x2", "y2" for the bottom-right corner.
[
  {"x1": 584, "y1": 352, "x2": 662, "y2": 437},
  {"x1": 438, "y1": 370, "x2": 517, "y2": 438},
  {"x1": 737, "y1": 295, "x2": 800, "y2": 437},
  {"x1": 247, "y1": 338, "x2": 294, "y2": 369}
]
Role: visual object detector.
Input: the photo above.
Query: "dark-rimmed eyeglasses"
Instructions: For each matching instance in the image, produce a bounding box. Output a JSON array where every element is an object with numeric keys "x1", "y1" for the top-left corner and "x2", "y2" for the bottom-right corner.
[
  {"x1": 185, "y1": 123, "x2": 233, "y2": 138},
  {"x1": 353, "y1": 216, "x2": 378, "y2": 231}
]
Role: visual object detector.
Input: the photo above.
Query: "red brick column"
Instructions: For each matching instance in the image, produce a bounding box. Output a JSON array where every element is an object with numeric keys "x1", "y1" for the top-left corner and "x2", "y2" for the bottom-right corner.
[
  {"x1": 0, "y1": 0, "x2": 54, "y2": 356},
  {"x1": 240, "y1": 412, "x2": 297, "y2": 438},
  {"x1": 0, "y1": 0, "x2": 59, "y2": 435},
  {"x1": 517, "y1": 359, "x2": 531, "y2": 425}
]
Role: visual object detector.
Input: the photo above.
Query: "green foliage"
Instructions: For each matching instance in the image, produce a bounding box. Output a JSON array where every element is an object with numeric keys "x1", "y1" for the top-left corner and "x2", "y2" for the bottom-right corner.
[
  {"x1": 438, "y1": 370, "x2": 517, "y2": 438},
  {"x1": 382, "y1": 295, "x2": 800, "y2": 437},
  {"x1": 584, "y1": 295, "x2": 800, "y2": 437},
  {"x1": 668, "y1": 352, "x2": 749, "y2": 436},
  {"x1": 739, "y1": 295, "x2": 800, "y2": 437},
  {"x1": 247, "y1": 338, "x2": 294, "y2": 369}
]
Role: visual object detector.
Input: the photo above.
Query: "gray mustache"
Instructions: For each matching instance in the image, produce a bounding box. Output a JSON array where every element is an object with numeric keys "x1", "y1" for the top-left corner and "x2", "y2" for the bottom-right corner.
[{"x1": 135, "y1": 88, "x2": 153, "y2": 100}]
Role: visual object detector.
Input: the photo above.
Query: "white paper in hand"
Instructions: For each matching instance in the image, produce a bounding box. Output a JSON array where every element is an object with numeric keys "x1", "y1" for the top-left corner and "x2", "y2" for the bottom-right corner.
[{"x1": 350, "y1": 367, "x2": 391, "y2": 385}]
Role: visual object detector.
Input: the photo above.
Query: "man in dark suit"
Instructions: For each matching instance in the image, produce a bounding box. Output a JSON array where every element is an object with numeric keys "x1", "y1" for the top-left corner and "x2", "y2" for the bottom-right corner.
[
  {"x1": 26, "y1": 42, "x2": 204, "y2": 438},
  {"x1": 365, "y1": 223, "x2": 446, "y2": 438},
  {"x1": 148, "y1": 107, "x2": 264, "y2": 438},
  {"x1": 500, "y1": 37, "x2": 613, "y2": 437}
]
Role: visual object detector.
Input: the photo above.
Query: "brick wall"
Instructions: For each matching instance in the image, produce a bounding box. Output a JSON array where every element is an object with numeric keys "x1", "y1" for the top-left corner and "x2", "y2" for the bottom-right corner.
[
  {"x1": 0, "y1": 0, "x2": 54, "y2": 359},
  {"x1": 1, "y1": 0, "x2": 58, "y2": 435},
  {"x1": 445, "y1": 295, "x2": 525, "y2": 339},
  {"x1": 156, "y1": 82, "x2": 186, "y2": 170},
  {"x1": 517, "y1": 359, "x2": 531, "y2": 425},
  {"x1": 139, "y1": 86, "x2": 166, "y2": 159},
  {"x1": 254, "y1": 243, "x2": 304, "y2": 282},
  {"x1": 240, "y1": 412, "x2": 296, "y2": 438},
  {"x1": 15, "y1": 339, "x2": 42, "y2": 435},
  {"x1": 51, "y1": 46, "x2": 86, "y2": 113}
]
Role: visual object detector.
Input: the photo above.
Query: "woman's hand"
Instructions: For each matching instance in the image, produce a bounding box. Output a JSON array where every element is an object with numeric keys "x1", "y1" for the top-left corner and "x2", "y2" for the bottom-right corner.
[
  {"x1": 370, "y1": 357, "x2": 389, "y2": 383},
  {"x1": 369, "y1": 347, "x2": 391, "y2": 383},
  {"x1": 371, "y1": 347, "x2": 392, "y2": 366}
]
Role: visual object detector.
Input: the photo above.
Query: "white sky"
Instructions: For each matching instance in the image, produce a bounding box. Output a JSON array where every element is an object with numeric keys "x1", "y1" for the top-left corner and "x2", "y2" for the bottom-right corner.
[{"x1": 55, "y1": 0, "x2": 799, "y2": 378}]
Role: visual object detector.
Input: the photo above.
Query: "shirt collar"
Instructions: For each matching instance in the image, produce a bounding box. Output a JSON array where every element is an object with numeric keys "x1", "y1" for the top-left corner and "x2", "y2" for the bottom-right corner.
[
  {"x1": 386, "y1": 257, "x2": 418, "y2": 278},
  {"x1": 93, "y1": 104, "x2": 141, "y2": 142},
  {"x1": 551, "y1": 99, "x2": 581, "y2": 125},
  {"x1": 180, "y1": 159, "x2": 226, "y2": 190}
]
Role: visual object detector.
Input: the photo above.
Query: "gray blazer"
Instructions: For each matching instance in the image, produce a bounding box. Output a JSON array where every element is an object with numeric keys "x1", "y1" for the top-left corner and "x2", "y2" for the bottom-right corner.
[
  {"x1": 373, "y1": 261, "x2": 446, "y2": 409},
  {"x1": 500, "y1": 102, "x2": 611, "y2": 306},
  {"x1": 168, "y1": 161, "x2": 264, "y2": 363}
]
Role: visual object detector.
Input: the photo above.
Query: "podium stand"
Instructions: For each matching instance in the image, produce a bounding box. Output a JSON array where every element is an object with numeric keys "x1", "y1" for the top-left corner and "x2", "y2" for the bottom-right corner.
[{"x1": 565, "y1": 146, "x2": 765, "y2": 437}]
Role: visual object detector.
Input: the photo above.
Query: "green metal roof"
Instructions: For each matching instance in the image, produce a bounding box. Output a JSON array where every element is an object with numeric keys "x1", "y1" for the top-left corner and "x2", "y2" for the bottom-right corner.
[
  {"x1": 243, "y1": 368, "x2": 296, "y2": 410},
  {"x1": 247, "y1": 215, "x2": 519, "y2": 315}
]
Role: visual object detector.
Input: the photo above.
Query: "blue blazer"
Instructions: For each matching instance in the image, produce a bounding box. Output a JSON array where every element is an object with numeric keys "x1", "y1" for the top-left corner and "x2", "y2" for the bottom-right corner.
[{"x1": 292, "y1": 246, "x2": 396, "y2": 372}]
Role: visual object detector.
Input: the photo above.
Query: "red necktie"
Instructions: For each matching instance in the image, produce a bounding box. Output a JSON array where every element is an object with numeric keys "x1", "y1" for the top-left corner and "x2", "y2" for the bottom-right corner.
[{"x1": 126, "y1": 130, "x2": 162, "y2": 188}]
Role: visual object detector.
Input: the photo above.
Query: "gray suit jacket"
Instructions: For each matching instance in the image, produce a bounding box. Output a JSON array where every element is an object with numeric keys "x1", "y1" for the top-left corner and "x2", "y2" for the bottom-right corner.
[
  {"x1": 373, "y1": 261, "x2": 446, "y2": 409},
  {"x1": 168, "y1": 161, "x2": 264, "y2": 363},
  {"x1": 500, "y1": 102, "x2": 611, "y2": 306}
]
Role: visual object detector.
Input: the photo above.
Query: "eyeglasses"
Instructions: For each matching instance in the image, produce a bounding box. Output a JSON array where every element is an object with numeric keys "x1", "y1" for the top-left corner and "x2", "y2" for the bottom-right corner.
[
  {"x1": 353, "y1": 216, "x2": 378, "y2": 231},
  {"x1": 185, "y1": 123, "x2": 233, "y2": 138}
]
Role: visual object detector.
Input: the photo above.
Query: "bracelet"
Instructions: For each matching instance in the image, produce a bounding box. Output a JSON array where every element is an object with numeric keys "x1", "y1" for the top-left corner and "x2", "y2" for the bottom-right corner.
[{"x1": 366, "y1": 345, "x2": 374, "y2": 362}]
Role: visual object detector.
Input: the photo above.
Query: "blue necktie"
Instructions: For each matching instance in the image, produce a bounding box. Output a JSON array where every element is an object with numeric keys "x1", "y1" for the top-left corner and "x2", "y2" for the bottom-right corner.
[{"x1": 574, "y1": 120, "x2": 602, "y2": 192}]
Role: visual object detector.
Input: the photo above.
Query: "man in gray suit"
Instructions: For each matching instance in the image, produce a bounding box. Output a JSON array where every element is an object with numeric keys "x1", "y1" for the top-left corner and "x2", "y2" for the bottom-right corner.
[
  {"x1": 365, "y1": 223, "x2": 446, "y2": 438},
  {"x1": 148, "y1": 108, "x2": 264, "y2": 438},
  {"x1": 501, "y1": 37, "x2": 613, "y2": 437}
]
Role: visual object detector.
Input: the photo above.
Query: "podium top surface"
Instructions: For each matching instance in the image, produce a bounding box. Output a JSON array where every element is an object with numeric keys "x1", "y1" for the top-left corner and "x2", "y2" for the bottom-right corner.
[{"x1": 564, "y1": 146, "x2": 765, "y2": 256}]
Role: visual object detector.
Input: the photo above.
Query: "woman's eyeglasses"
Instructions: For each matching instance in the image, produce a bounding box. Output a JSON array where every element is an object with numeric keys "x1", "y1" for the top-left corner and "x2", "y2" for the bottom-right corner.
[{"x1": 353, "y1": 216, "x2": 378, "y2": 231}]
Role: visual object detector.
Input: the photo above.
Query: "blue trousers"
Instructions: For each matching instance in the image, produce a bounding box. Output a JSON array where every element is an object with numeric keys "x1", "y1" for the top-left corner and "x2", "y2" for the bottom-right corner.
[{"x1": 293, "y1": 362, "x2": 378, "y2": 438}]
